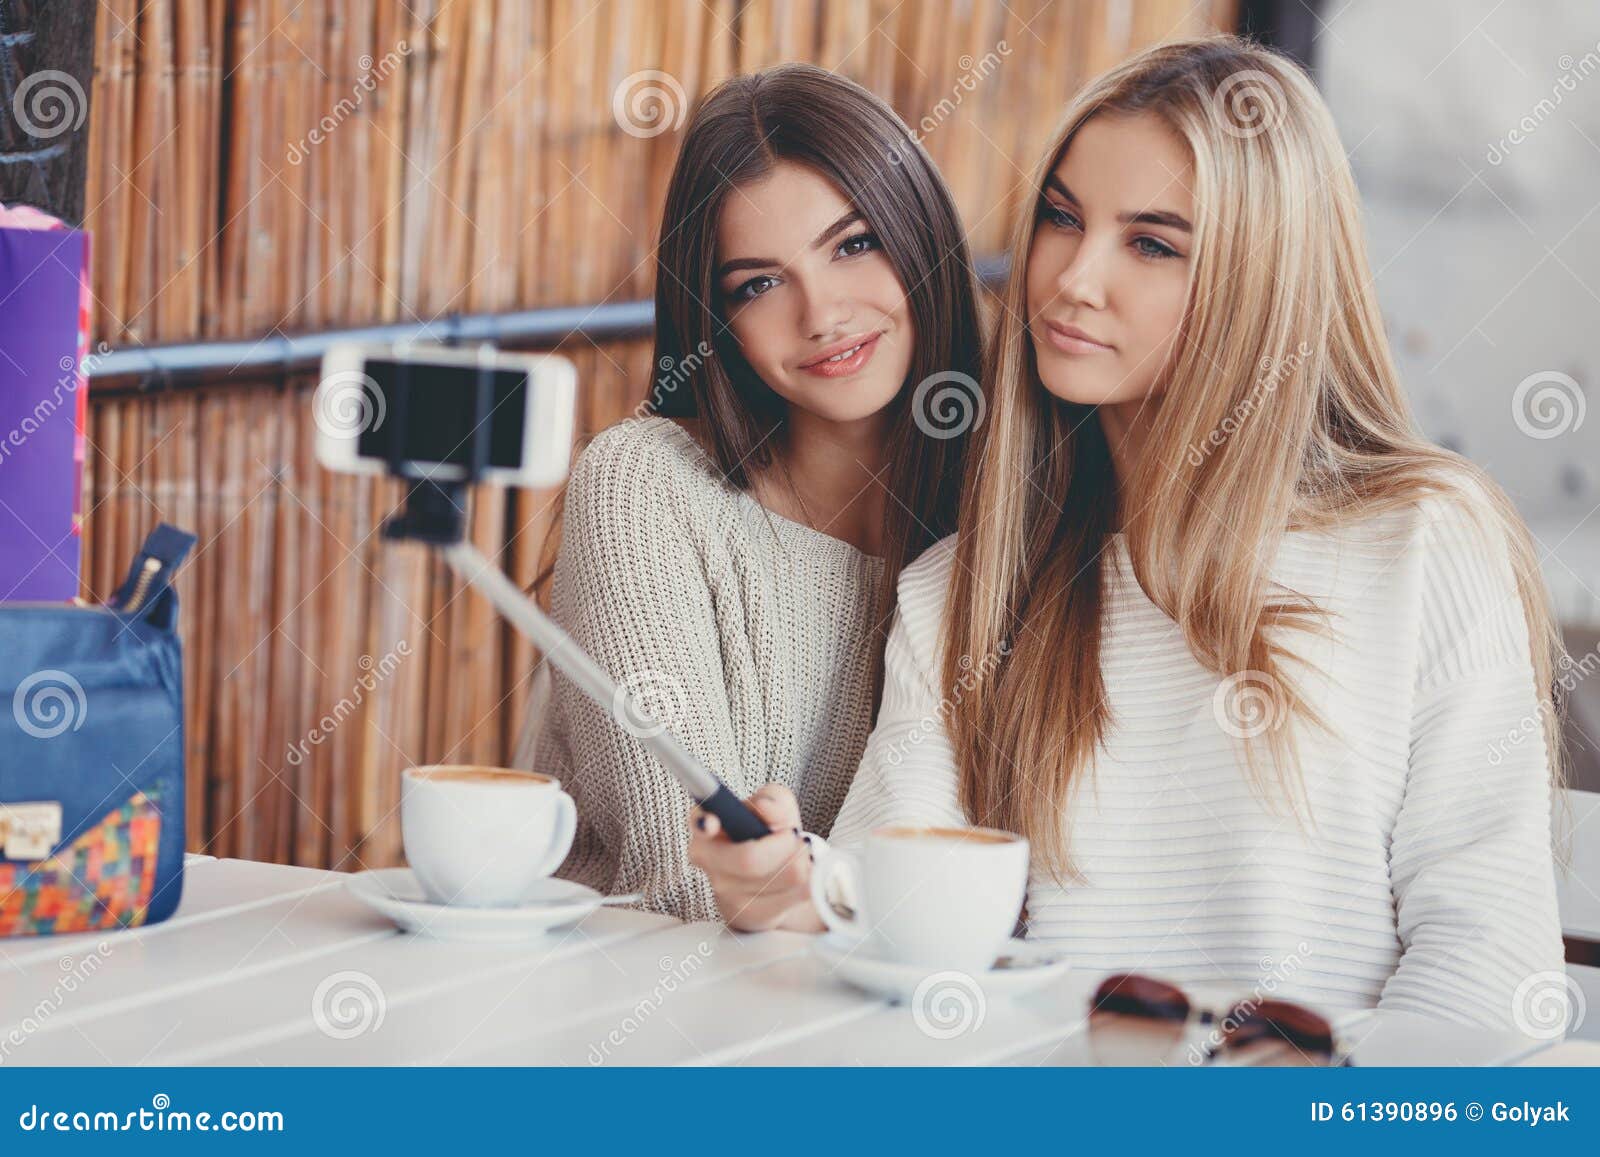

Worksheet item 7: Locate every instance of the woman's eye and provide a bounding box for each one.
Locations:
[837,231,880,258]
[1132,235,1179,260]
[730,275,776,302]
[1040,202,1080,231]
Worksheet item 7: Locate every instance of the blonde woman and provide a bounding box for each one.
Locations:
[689,36,1569,1030]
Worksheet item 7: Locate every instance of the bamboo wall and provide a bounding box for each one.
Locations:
[79,0,1232,870]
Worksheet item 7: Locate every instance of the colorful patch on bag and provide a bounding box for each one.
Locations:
[0,790,162,936]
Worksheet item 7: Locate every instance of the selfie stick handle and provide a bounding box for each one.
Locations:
[439,539,772,843]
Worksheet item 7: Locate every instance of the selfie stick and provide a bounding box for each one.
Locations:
[371,357,770,842]
[437,534,770,841]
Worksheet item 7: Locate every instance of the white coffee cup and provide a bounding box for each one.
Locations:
[400,765,577,907]
[809,824,1029,972]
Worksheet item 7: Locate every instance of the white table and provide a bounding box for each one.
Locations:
[0,855,1587,1067]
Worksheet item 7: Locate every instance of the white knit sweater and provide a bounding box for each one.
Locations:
[532,417,884,921]
[829,492,1567,1029]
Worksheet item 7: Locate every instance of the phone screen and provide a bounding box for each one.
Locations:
[356,358,528,469]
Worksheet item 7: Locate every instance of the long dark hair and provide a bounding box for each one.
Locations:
[536,63,983,704]
[650,63,983,698]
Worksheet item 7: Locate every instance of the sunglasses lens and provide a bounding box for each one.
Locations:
[1092,973,1192,1021]
[1221,1000,1336,1057]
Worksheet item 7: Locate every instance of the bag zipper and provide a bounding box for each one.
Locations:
[122,557,163,613]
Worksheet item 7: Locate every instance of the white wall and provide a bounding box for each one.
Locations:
[1319,0,1599,522]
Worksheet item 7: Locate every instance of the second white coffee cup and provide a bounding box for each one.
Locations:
[809,823,1029,972]
[400,764,577,908]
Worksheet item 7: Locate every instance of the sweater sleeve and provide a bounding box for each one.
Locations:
[1378,493,1568,1030]
[829,541,969,855]
[535,423,739,923]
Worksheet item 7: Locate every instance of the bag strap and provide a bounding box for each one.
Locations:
[111,523,197,627]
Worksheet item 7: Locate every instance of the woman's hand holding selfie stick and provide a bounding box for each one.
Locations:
[688,783,827,933]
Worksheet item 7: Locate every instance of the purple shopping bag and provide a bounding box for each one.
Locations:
[0,203,91,603]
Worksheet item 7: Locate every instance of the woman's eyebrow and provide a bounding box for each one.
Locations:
[1123,207,1192,232]
[716,209,865,279]
[1043,175,1192,234]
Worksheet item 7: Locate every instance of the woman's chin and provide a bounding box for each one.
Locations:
[786,384,904,425]
[1036,371,1112,407]
[1034,363,1151,410]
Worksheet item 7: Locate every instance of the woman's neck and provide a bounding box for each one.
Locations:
[755,407,890,557]
[1098,398,1158,532]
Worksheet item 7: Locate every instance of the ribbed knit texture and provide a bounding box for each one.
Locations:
[830,490,1566,1028]
[534,417,884,922]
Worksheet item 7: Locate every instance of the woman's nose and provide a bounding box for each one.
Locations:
[1056,243,1109,311]
[798,278,855,339]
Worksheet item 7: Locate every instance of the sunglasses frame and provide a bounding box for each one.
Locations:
[1091,972,1356,1067]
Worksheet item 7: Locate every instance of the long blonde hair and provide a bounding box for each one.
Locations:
[944,36,1569,883]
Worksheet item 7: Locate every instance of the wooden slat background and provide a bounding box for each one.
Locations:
[78,0,1232,870]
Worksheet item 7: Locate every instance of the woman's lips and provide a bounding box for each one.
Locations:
[798,332,882,378]
[1044,320,1114,356]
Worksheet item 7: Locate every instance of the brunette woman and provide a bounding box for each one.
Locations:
[530,64,983,920]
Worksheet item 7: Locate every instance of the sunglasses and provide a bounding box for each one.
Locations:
[1089,972,1355,1066]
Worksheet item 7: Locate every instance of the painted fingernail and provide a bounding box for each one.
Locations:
[695,815,708,832]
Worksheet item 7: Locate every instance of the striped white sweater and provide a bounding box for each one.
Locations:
[828,492,1567,1029]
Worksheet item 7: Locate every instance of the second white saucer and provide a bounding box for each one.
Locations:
[811,933,1073,1003]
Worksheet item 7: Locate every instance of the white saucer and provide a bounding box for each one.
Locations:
[811,933,1072,1003]
[345,868,610,942]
